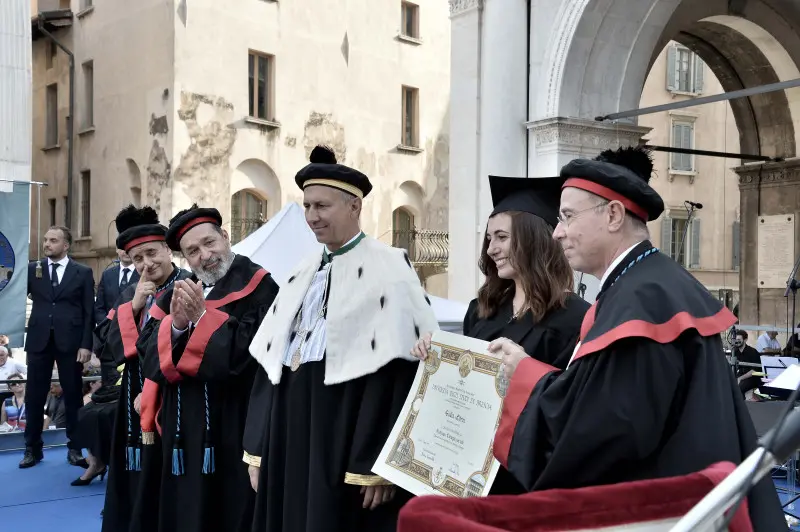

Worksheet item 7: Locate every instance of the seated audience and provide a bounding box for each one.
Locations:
[0,345,27,403]
[1,373,26,430]
[72,373,117,486]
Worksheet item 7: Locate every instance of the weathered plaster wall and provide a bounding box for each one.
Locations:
[171,0,451,242]
[30,0,175,280]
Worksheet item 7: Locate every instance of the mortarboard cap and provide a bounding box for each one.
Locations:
[489,175,564,228]
[165,204,223,251]
[559,146,664,222]
[114,205,168,253]
[295,145,373,199]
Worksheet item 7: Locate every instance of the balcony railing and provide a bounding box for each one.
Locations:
[392,229,449,267]
[231,217,266,244]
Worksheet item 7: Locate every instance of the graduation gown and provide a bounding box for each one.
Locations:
[494,241,786,531]
[462,293,589,494]
[101,266,191,532]
[244,235,439,532]
[139,255,279,532]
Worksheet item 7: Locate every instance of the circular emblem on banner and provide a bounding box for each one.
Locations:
[0,231,14,293]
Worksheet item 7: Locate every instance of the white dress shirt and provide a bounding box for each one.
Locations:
[47,256,70,284]
[119,264,136,286]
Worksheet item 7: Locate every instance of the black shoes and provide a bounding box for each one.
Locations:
[67,448,89,469]
[71,466,107,486]
[19,448,43,468]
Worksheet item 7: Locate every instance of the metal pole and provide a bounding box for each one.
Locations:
[36,184,41,261]
[676,206,696,268]
[596,77,800,121]
[37,17,74,229]
[646,145,780,163]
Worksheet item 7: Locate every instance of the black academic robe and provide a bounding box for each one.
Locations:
[139,255,279,532]
[463,293,589,494]
[494,241,787,531]
[243,259,421,532]
[101,266,191,532]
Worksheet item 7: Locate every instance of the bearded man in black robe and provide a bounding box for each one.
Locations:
[138,205,279,532]
[99,205,190,532]
[483,146,786,530]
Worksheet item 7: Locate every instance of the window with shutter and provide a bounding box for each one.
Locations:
[690,218,701,268]
[661,217,673,257]
[732,221,741,271]
[693,56,705,94]
[670,121,695,171]
[666,46,677,92]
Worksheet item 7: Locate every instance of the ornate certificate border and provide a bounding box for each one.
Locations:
[381,334,507,497]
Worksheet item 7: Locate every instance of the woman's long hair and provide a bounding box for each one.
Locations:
[477,211,574,322]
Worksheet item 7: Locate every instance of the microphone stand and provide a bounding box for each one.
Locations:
[785,252,800,356]
[676,202,698,267]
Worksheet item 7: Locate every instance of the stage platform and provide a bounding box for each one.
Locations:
[1,446,798,531]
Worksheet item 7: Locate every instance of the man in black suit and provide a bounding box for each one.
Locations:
[21,225,95,469]
[94,248,138,325]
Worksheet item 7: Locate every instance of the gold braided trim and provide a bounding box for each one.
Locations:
[344,472,393,486]
[142,432,156,445]
[242,451,261,467]
[303,179,363,199]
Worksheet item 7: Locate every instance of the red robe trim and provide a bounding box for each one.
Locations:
[140,377,163,436]
[206,268,267,310]
[574,306,737,362]
[176,308,230,378]
[149,303,167,321]
[493,357,558,468]
[107,308,116,321]
[397,461,752,532]
[116,301,140,361]
[157,315,183,384]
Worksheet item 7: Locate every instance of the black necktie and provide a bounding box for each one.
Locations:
[120,268,130,288]
[51,263,60,289]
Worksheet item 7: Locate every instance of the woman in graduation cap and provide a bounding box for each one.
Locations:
[410,174,589,494]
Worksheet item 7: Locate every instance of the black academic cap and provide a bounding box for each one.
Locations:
[559,146,664,222]
[489,176,564,228]
[165,204,223,251]
[114,205,168,253]
[295,145,373,198]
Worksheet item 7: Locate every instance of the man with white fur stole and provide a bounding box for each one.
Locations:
[245,145,438,532]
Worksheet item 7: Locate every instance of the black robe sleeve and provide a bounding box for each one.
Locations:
[344,358,418,486]
[495,336,684,491]
[242,366,274,468]
[144,276,279,384]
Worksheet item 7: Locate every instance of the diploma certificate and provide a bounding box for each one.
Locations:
[372,331,507,497]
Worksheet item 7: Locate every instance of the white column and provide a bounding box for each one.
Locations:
[448,0,528,303]
[0,0,32,193]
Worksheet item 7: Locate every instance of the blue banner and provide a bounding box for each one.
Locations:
[0,183,30,347]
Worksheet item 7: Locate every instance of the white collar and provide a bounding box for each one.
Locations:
[47,256,69,268]
[599,241,643,288]
[324,231,362,255]
[120,263,135,272]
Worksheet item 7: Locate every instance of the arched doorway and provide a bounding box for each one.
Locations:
[449,0,800,324]
[126,158,142,207]
[230,158,281,244]
[392,207,416,256]
[231,189,267,244]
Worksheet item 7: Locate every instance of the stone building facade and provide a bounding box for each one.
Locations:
[448,0,800,333]
[29,0,451,294]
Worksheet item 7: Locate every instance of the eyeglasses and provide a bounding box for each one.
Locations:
[556,201,609,226]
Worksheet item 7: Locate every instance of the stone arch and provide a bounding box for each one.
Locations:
[541,0,800,158]
[230,158,281,218]
[126,158,142,206]
[391,180,425,219]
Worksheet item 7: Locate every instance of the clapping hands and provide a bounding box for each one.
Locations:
[171,279,206,330]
